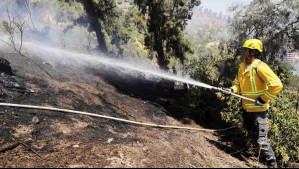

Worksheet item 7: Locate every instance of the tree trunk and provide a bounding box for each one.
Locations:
[150,4,169,70]
[82,0,108,54]
[154,30,168,70]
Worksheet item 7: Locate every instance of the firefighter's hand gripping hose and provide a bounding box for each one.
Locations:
[210,87,260,104]
[0,103,235,132]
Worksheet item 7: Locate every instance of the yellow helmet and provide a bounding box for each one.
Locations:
[242,39,263,53]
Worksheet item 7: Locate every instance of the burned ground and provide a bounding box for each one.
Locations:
[0,49,268,168]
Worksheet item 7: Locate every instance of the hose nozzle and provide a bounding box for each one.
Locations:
[211,86,257,104]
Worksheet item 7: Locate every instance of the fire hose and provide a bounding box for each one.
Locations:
[210,87,258,104]
[0,103,235,132]
[0,86,258,132]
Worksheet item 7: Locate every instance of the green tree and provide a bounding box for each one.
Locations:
[228,0,299,78]
[134,0,201,70]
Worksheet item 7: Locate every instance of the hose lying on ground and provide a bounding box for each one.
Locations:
[0,103,235,132]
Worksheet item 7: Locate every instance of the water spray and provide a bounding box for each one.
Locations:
[23,42,257,104]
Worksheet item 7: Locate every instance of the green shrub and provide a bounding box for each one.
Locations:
[268,90,299,164]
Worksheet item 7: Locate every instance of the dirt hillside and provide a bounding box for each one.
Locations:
[0,47,261,168]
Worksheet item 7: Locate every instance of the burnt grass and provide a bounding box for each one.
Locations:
[0,54,137,150]
[0,51,260,168]
[87,67,185,121]
[1,77,135,143]
[1,54,222,135]
[86,66,250,158]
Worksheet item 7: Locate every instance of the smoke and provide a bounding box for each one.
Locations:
[0,0,226,91]
[185,7,231,42]
[0,0,145,70]
[0,0,214,88]
[23,41,213,89]
[0,1,140,75]
[0,0,95,51]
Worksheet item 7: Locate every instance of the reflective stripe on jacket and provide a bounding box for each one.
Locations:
[231,59,283,112]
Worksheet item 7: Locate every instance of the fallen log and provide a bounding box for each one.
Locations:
[0,141,42,159]
[0,142,20,153]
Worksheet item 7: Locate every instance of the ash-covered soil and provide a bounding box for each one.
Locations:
[0,47,261,168]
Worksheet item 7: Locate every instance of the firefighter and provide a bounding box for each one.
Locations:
[230,39,283,167]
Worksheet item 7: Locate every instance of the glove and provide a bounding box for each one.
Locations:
[255,97,266,106]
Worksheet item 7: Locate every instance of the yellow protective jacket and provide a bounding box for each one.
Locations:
[231,59,283,112]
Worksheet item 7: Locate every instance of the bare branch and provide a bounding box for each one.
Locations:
[0,6,54,79]
[20,142,43,159]
[0,142,43,159]
[24,0,37,30]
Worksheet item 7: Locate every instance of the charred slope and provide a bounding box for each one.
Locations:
[0,51,254,168]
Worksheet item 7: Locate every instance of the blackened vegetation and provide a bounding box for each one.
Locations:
[0,73,34,94]
[0,54,139,162]
[86,67,190,124]
[84,65,250,163]
[87,65,228,129]
[0,57,34,97]
[0,52,244,168]
[0,57,13,75]
[1,73,136,143]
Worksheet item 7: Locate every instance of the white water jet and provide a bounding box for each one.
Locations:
[24,42,213,89]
